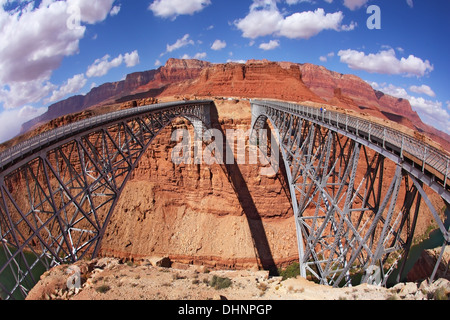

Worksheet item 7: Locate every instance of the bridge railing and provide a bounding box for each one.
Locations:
[253,100,450,188]
[0,100,212,171]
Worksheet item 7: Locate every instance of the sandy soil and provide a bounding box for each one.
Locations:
[26,257,449,301]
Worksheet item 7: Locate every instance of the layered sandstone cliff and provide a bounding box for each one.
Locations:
[2,96,446,275]
[20,59,210,134]
[15,58,449,153]
[99,100,299,270]
[162,59,324,104]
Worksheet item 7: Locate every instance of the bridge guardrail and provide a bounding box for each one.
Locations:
[253,100,450,188]
[0,100,212,171]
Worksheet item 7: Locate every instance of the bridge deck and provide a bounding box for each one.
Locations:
[0,100,213,173]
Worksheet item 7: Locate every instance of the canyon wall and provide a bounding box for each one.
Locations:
[20,59,210,134]
[162,60,324,104]
[298,63,449,150]
[99,100,299,270]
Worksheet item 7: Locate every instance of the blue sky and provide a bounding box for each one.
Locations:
[0,0,449,143]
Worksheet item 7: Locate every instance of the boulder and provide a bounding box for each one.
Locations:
[147,256,172,268]
[407,247,450,282]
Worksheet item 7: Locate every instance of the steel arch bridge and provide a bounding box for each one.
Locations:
[251,100,449,287]
[0,99,448,299]
[0,100,212,299]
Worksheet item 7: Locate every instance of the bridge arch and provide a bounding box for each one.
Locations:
[0,100,213,299]
[250,99,449,287]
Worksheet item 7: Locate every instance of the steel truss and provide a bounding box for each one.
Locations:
[251,100,450,287]
[0,100,212,299]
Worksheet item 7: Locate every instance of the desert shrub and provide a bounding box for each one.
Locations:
[433,287,449,300]
[209,275,232,290]
[96,284,111,294]
[279,262,300,280]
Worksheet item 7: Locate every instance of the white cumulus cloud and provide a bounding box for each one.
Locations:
[86,54,124,78]
[409,85,435,97]
[0,78,56,110]
[259,40,280,50]
[124,50,140,67]
[0,0,116,109]
[277,9,346,39]
[0,105,47,143]
[343,0,368,11]
[0,0,123,142]
[69,0,116,24]
[211,39,227,51]
[338,48,434,77]
[46,73,87,103]
[0,1,84,86]
[180,52,207,60]
[163,34,195,55]
[235,8,283,39]
[149,0,211,19]
[235,3,354,40]
[86,50,140,78]
[109,5,121,16]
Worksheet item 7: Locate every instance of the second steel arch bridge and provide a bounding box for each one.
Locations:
[251,99,449,287]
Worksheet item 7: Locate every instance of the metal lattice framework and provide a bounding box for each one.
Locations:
[0,100,212,299]
[251,100,450,287]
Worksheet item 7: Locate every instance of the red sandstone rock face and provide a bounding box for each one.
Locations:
[98,107,299,270]
[3,98,446,273]
[162,61,324,103]
[137,58,211,92]
[96,101,445,270]
[19,59,210,134]
[300,63,379,109]
[3,58,449,275]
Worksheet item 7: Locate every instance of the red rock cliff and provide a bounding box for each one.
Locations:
[18,58,450,152]
[162,60,324,103]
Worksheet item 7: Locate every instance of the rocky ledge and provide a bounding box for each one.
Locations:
[26,257,449,301]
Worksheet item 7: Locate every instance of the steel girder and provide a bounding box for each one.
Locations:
[251,100,450,287]
[0,100,212,299]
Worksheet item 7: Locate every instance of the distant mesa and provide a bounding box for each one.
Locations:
[17,58,450,153]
